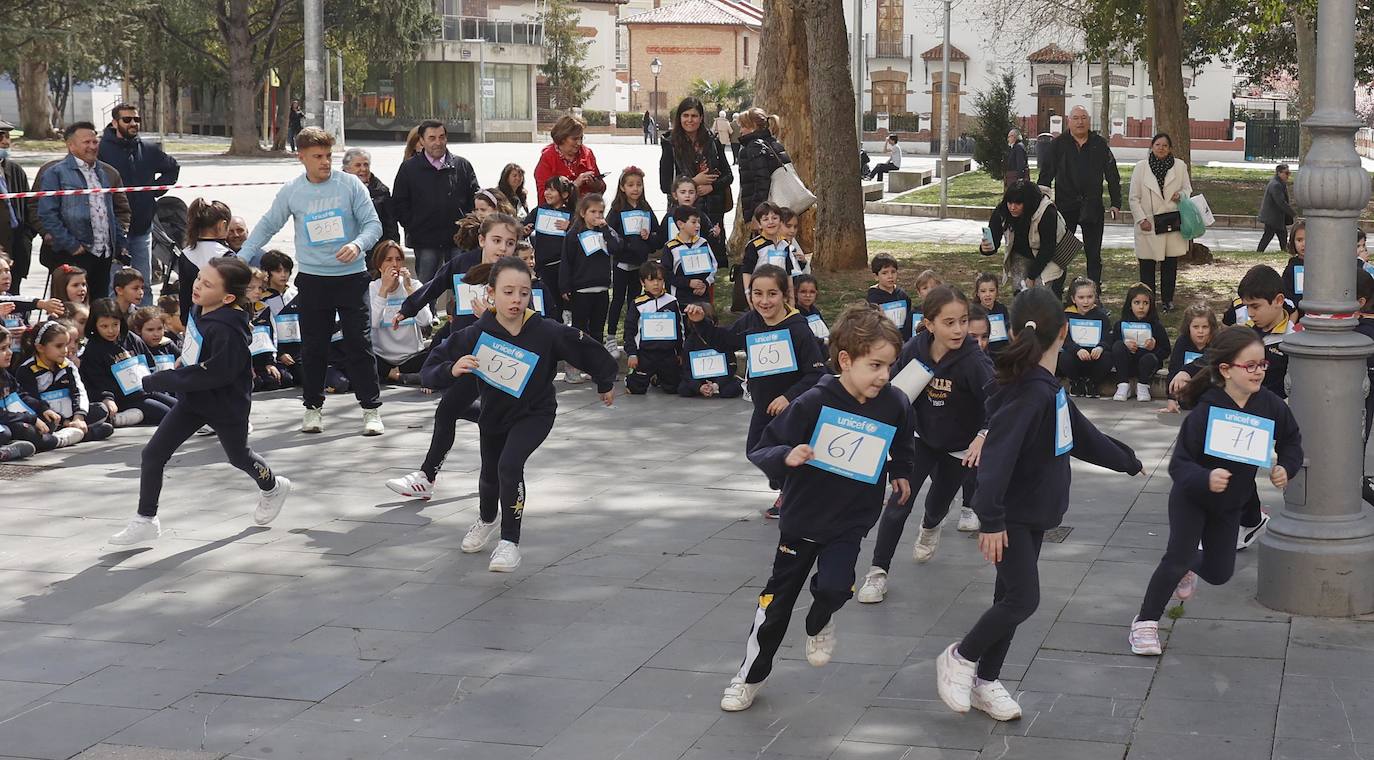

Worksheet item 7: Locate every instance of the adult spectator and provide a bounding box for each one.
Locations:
[534,115,607,198]
[735,108,791,224]
[0,120,37,295]
[981,179,1074,297]
[729,115,742,165]
[99,103,180,306]
[343,147,399,244]
[402,126,422,163]
[36,122,128,299]
[391,119,479,283]
[1005,128,1028,188]
[1037,105,1121,289]
[866,134,902,182]
[659,96,734,263]
[227,216,249,255]
[1258,163,1296,253]
[1128,133,1192,311]
[287,100,304,152]
[643,111,655,145]
[713,110,733,162]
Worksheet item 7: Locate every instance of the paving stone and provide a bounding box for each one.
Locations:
[1272,738,1374,760]
[69,745,225,760]
[1124,732,1271,760]
[412,674,614,745]
[320,670,483,717]
[1147,653,1283,704]
[1162,618,1289,659]
[203,654,374,701]
[0,678,61,718]
[1016,652,1156,701]
[846,706,992,751]
[530,705,717,759]
[0,636,148,685]
[0,700,154,759]
[829,742,978,760]
[50,665,222,710]
[975,735,1125,760]
[104,693,311,754]
[378,738,536,759]
[1136,696,1276,741]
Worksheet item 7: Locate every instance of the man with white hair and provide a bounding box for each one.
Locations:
[1037,106,1121,289]
[343,147,399,244]
[1005,128,1028,188]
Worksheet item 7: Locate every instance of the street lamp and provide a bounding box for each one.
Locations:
[650,57,662,123]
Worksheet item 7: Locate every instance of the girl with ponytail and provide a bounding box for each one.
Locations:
[935,286,1143,723]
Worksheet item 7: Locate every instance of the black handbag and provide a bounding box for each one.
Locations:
[1153,211,1182,234]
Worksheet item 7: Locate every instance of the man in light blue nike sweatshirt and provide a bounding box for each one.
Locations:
[237,126,385,437]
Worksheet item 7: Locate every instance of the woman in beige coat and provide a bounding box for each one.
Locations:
[1129,133,1192,311]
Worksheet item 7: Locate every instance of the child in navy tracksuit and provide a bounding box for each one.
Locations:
[720,304,916,712]
[858,287,994,604]
[79,298,176,427]
[740,202,789,292]
[974,272,1010,355]
[1110,282,1171,402]
[1128,326,1302,655]
[678,324,744,398]
[559,193,622,354]
[936,287,1142,723]
[606,167,659,344]
[794,275,828,359]
[866,253,913,341]
[659,205,716,308]
[0,340,55,459]
[685,265,827,518]
[132,307,182,374]
[1280,221,1306,312]
[16,320,114,448]
[523,176,576,324]
[957,305,994,524]
[1059,277,1113,398]
[108,257,291,546]
[624,262,683,395]
[1164,303,1217,413]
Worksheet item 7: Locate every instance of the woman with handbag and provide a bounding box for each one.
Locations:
[1129,133,1192,312]
[736,108,791,224]
[660,97,734,268]
[980,180,1078,298]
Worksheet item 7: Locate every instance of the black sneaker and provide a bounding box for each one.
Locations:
[766,495,781,520]
[0,441,37,462]
[1086,381,1101,399]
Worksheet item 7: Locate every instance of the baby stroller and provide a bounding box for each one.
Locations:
[151,196,188,297]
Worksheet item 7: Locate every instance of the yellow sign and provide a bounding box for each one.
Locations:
[269,69,280,87]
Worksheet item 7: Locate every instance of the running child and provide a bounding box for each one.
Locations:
[108,257,291,545]
[624,261,683,395]
[518,241,554,318]
[1110,282,1171,402]
[780,208,810,282]
[606,167,659,346]
[720,304,915,711]
[866,254,913,341]
[741,202,788,293]
[1060,277,1113,398]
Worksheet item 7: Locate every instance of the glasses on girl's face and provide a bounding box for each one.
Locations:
[1222,360,1270,374]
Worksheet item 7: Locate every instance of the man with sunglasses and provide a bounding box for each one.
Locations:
[99,103,179,306]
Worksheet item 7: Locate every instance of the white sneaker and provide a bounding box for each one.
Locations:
[461,520,500,553]
[301,407,324,433]
[604,335,622,358]
[805,620,836,666]
[935,642,976,713]
[1136,383,1152,402]
[720,677,763,711]
[109,516,161,546]
[488,539,522,572]
[112,409,144,427]
[912,525,941,563]
[562,368,584,384]
[253,475,291,526]
[970,679,1023,720]
[195,424,216,436]
[1129,616,1163,656]
[361,408,384,436]
[957,507,981,532]
[856,566,888,604]
[1237,512,1270,550]
[386,471,435,501]
[53,427,85,448]
[1112,382,1130,402]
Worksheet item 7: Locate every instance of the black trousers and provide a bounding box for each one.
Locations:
[120,392,177,424]
[736,530,862,684]
[1111,342,1161,383]
[1,420,56,451]
[961,467,978,507]
[1138,494,1243,621]
[376,350,430,383]
[1061,207,1105,289]
[607,267,642,338]
[138,402,274,517]
[958,523,1045,681]
[869,162,898,182]
[1059,349,1112,387]
[419,375,481,483]
[571,290,609,344]
[626,350,680,394]
[869,438,969,571]
[295,272,381,410]
[537,263,564,323]
[1258,224,1287,253]
[1138,257,1179,305]
[478,415,554,544]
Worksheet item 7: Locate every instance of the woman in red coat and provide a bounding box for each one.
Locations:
[534,115,607,197]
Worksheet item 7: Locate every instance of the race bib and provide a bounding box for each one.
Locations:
[380,295,415,328]
[578,230,606,256]
[1068,318,1102,347]
[3,316,20,351]
[250,325,276,356]
[302,208,347,246]
[274,313,301,344]
[451,277,487,317]
[891,358,934,402]
[680,246,715,277]
[532,290,546,315]
[1055,388,1074,456]
[535,208,571,237]
[1184,351,1203,365]
[1203,406,1275,468]
[1293,264,1305,296]
[111,355,151,396]
[639,311,678,341]
[666,216,679,240]
[807,314,830,340]
[689,349,729,379]
[3,391,34,415]
[41,388,73,419]
[472,332,539,398]
[1233,304,1249,325]
[988,313,1008,343]
[880,301,908,329]
[181,318,203,365]
[745,329,799,378]
[807,405,898,485]
[1121,321,1152,346]
[153,354,177,372]
[620,210,651,236]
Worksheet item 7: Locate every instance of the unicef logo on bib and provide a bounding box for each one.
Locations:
[807,406,898,484]
[745,330,798,378]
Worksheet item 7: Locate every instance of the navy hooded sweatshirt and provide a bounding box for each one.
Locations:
[79,331,154,405]
[897,330,994,452]
[1171,385,1302,513]
[688,308,827,413]
[142,304,253,424]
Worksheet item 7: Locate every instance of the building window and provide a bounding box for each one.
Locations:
[1090,88,1127,122]
[486,63,531,121]
[876,0,903,57]
[744,36,750,67]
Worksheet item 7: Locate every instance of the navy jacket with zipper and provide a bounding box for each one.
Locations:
[1171,386,1302,513]
[559,223,622,293]
[688,308,827,413]
[142,304,253,423]
[897,330,994,452]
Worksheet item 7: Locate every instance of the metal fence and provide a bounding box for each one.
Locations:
[1246,118,1300,160]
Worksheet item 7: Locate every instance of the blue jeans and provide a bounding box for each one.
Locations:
[126,232,153,305]
[412,246,456,285]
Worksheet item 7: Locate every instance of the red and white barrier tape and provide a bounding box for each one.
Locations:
[0,180,284,201]
[1300,311,1357,320]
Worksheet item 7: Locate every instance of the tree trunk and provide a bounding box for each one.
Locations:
[1294,8,1317,163]
[17,58,56,138]
[1144,0,1190,166]
[273,70,296,151]
[227,0,265,155]
[1098,56,1110,133]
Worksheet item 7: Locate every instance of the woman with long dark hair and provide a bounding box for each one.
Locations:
[660,97,734,267]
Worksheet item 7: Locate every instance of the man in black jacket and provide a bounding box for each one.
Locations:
[391,119,480,283]
[98,104,180,306]
[0,121,37,295]
[1004,128,1028,188]
[1037,106,1120,289]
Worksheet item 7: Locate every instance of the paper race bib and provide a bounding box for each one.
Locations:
[689,349,729,380]
[620,210,651,236]
[274,313,301,343]
[1055,388,1074,456]
[472,333,539,398]
[988,313,1009,343]
[181,318,203,365]
[1233,304,1249,325]
[1203,406,1275,467]
[680,246,714,277]
[880,301,908,329]
[891,357,934,402]
[807,405,898,484]
[3,391,34,415]
[578,230,606,256]
[667,216,679,239]
[1293,264,1304,296]
[3,316,20,351]
[41,388,73,419]
[807,314,830,340]
[639,311,678,341]
[303,208,347,245]
[1068,318,1102,347]
[111,355,151,396]
[153,354,177,372]
[532,290,546,315]
[451,277,487,317]
[1184,351,1203,365]
[1121,321,1152,346]
[535,208,571,237]
[745,329,799,378]
[250,325,276,356]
